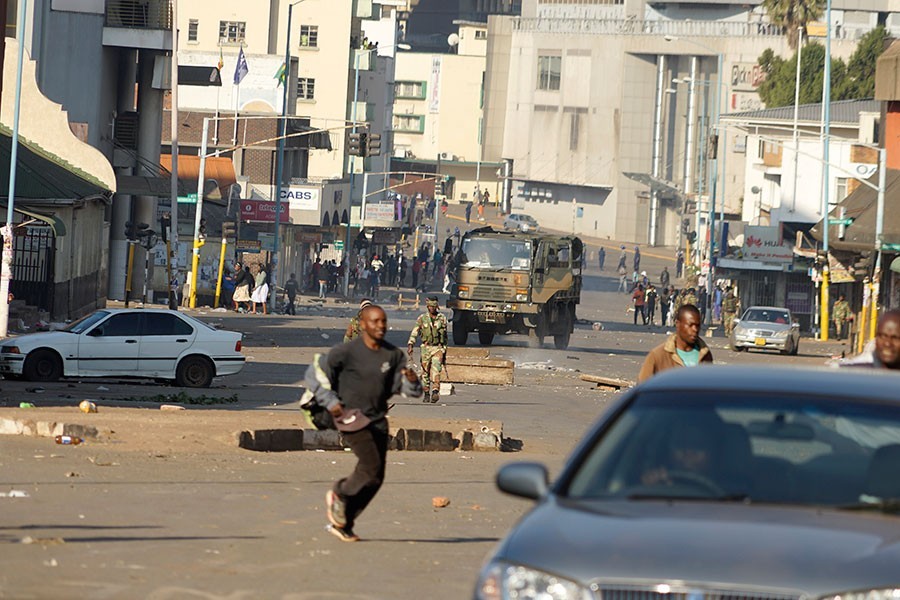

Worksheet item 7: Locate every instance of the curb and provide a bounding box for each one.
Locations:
[0,417,100,440]
[237,426,512,452]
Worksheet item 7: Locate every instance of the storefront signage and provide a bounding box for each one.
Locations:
[742,226,793,263]
[240,199,290,223]
[364,202,397,222]
[281,186,320,211]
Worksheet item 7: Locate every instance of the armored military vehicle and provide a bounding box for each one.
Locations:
[446,227,582,349]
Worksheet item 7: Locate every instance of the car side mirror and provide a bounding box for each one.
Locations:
[496,462,549,500]
[87,328,102,337]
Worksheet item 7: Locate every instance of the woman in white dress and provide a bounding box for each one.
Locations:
[250,264,269,315]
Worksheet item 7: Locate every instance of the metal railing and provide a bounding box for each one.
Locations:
[513,17,785,38]
[105,0,172,30]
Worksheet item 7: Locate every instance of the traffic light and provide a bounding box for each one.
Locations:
[159,213,171,244]
[199,218,207,240]
[125,221,137,240]
[365,133,381,157]
[681,218,690,234]
[222,221,236,240]
[687,231,698,244]
[707,133,719,160]
[348,132,362,156]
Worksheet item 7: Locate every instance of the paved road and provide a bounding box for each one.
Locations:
[0,220,854,599]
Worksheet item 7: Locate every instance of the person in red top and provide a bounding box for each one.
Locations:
[632,284,647,325]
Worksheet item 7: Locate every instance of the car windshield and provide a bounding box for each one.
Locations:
[742,309,790,324]
[522,215,538,224]
[64,310,110,334]
[565,391,900,508]
[175,312,217,331]
[460,238,532,269]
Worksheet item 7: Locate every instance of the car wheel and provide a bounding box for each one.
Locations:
[175,355,214,388]
[731,344,745,352]
[23,349,62,382]
[478,330,494,346]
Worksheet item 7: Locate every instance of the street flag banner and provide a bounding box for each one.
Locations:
[233,48,249,85]
[274,62,286,87]
[218,47,224,72]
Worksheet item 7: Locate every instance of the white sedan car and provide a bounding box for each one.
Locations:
[503,213,540,232]
[0,308,245,387]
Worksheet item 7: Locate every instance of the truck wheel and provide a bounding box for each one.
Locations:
[453,324,468,346]
[553,330,571,350]
[527,326,544,349]
[478,330,495,346]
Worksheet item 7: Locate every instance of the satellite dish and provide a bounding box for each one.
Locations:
[204,178,219,195]
[447,33,460,47]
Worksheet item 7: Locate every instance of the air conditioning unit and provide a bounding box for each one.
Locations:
[440,152,450,159]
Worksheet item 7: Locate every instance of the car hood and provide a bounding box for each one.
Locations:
[737,320,792,332]
[497,499,900,596]
[3,330,78,349]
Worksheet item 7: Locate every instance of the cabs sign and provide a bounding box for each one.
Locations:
[280,186,319,211]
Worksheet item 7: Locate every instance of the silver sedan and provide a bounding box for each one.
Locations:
[731,305,801,355]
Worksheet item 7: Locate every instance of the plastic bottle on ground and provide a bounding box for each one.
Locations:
[54,435,83,445]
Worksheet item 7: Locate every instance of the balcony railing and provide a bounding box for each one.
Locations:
[106,0,172,30]
[513,17,784,38]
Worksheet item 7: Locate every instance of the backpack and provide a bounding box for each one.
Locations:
[299,353,337,430]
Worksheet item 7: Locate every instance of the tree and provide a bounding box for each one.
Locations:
[762,0,825,49]
[756,31,889,108]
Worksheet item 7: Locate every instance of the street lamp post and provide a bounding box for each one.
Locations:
[342,42,410,297]
[271,0,308,312]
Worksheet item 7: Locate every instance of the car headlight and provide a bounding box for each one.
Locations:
[476,562,594,600]
[733,326,746,335]
[773,330,789,338]
[821,589,900,600]
[458,286,470,299]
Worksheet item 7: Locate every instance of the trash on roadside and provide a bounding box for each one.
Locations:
[25,387,45,393]
[96,386,110,391]
[432,496,451,508]
[18,402,35,408]
[160,404,186,411]
[79,400,98,413]
[592,322,604,331]
[54,435,83,445]
[321,333,330,339]
[1,490,29,498]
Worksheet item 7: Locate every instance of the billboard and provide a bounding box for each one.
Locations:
[240,199,290,223]
[742,226,793,263]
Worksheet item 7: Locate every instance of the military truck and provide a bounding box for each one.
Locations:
[446,227,583,349]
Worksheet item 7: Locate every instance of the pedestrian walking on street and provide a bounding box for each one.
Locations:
[632,284,647,325]
[618,264,628,292]
[633,246,641,272]
[407,297,448,404]
[283,273,299,315]
[465,202,473,224]
[343,299,373,343]
[645,284,658,326]
[660,266,670,289]
[722,287,739,337]
[638,304,713,382]
[659,285,671,327]
[232,263,253,313]
[323,304,423,542]
[250,265,269,315]
[833,294,851,341]
[617,246,627,271]
[598,247,605,270]
[676,249,685,278]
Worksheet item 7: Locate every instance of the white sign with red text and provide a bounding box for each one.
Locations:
[742,226,793,263]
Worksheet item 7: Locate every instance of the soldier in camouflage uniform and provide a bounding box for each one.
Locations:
[343,299,373,343]
[407,297,448,403]
[722,287,739,337]
[832,294,851,341]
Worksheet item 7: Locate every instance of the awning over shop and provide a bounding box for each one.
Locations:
[623,172,683,199]
[0,203,67,236]
[809,169,900,251]
[0,125,112,200]
[160,154,237,200]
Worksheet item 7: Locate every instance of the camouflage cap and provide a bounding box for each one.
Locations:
[426,297,439,307]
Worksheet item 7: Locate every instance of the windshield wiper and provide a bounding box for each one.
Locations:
[627,493,750,503]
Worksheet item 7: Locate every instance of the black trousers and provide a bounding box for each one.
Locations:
[335,426,389,529]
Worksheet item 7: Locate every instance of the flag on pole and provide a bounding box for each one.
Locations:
[233,47,249,85]
[274,62,286,88]
[217,47,224,72]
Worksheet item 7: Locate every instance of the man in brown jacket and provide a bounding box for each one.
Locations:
[638,304,713,382]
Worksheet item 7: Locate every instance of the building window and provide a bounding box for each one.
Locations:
[569,112,580,151]
[475,29,487,40]
[393,114,425,133]
[835,177,849,202]
[219,21,246,45]
[537,55,561,91]
[188,19,199,43]
[395,81,427,99]
[299,25,318,48]
[297,77,315,100]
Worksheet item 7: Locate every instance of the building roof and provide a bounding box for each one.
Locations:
[723,99,881,125]
[809,168,900,251]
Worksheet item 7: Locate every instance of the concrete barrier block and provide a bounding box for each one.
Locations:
[405,429,424,451]
[20,420,37,436]
[458,430,474,451]
[63,424,99,439]
[243,429,304,452]
[303,429,344,450]
[423,430,454,451]
[36,421,57,437]
[389,429,406,451]
[473,431,500,451]
[0,418,22,435]
[439,383,455,396]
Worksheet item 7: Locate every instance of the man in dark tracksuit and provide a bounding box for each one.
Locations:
[323,305,422,541]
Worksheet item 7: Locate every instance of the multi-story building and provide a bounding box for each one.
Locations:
[483,0,864,246]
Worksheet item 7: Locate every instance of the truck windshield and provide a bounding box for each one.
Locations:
[460,238,532,269]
